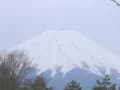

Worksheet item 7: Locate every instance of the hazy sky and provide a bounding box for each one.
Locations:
[0,0,120,55]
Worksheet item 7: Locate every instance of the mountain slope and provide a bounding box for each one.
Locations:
[13,30,120,77]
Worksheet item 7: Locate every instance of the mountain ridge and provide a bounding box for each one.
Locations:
[12,30,120,77]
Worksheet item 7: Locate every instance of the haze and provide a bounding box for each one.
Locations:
[0,0,120,55]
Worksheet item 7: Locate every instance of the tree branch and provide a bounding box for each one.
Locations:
[111,0,120,6]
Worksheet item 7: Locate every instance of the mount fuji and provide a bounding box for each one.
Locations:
[13,30,120,90]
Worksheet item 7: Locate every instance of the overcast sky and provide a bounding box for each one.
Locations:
[0,0,120,55]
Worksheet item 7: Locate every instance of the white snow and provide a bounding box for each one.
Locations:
[12,30,120,76]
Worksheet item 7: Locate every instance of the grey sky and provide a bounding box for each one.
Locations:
[0,0,120,55]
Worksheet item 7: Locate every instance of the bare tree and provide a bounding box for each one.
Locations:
[31,75,53,90]
[0,50,35,90]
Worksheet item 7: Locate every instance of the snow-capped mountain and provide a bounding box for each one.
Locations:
[13,30,120,90]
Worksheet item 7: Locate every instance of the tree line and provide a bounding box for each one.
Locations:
[0,51,119,90]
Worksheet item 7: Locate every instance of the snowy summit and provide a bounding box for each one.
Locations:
[14,30,120,77]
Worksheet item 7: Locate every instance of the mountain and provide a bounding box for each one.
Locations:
[13,30,120,90]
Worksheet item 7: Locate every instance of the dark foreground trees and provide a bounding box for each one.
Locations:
[93,75,116,90]
[0,50,120,90]
[63,75,117,90]
[30,75,53,90]
[19,75,53,90]
[0,51,52,90]
[0,51,35,90]
[64,80,82,90]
